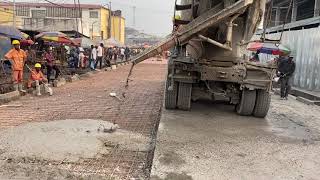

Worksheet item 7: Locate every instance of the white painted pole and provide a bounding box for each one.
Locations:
[13,0,16,27]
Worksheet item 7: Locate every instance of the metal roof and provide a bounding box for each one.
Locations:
[0,2,106,10]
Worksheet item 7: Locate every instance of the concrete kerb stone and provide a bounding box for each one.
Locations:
[53,78,67,87]
[0,90,20,104]
[296,96,320,105]
[66,74,80,82]
[79,71,94,78]
[105,67,112,71]
[111,65,117,70]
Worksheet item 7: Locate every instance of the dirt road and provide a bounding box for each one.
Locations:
[0,61,166,180]
[151,95,320,180]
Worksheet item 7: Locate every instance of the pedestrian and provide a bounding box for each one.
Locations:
[74,46,80,68]
[278,56,296,100]
[43,47,60,83]
[5,40,27,92]
[95,43,104,69]
[68,47,78,68]
[104,47,111,67]
[250,50,260,62]
[113,47,118,62]
[108,47,113,61]
[124,47,130,61]
[90,45,97,70]
[120,47,125,61]
[78,47,85,69]
[27,63,53,96]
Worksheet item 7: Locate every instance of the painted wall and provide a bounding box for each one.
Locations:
[0,7,22,26]
[111,16,125,44]
[100,8,110,40]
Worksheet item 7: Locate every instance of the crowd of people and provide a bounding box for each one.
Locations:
[2,39,143,96]
[68,44,133,71]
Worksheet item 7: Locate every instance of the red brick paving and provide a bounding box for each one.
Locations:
[0,61,167,179]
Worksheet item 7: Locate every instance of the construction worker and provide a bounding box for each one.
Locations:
[5,40,27,92]
[278,56,296,100]
[28,63,53,96]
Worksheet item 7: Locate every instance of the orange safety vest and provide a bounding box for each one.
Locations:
[5,49,27,71]
[28,69,45,88]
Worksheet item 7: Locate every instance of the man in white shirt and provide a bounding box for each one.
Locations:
[90,45,97,70]
[95,43,104,69]
[120,48,125,61]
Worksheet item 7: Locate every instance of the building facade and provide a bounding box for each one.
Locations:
[0,2,125,43]
[263,0,320,31]
[111,11,126,44]
[0,5,22,27]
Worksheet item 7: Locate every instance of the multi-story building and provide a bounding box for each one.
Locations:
[0,4,22,27]
[262,0,320,32]
[0,2,125,44]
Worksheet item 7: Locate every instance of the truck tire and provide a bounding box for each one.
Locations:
[253,90,271,118]
[177,82,192,110]
[165,78,178,109]
[236,89,256,116]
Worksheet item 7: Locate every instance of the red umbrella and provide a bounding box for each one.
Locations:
[20,39,34,45]
[247,42,291,55]
[36,31,74,44]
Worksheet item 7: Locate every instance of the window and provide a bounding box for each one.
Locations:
[16,6,30,17]
[24,18,31,26]
[90,11,98,18]
[31,9,46,18]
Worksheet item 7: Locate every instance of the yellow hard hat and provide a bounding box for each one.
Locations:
[35,63,41,68]
[12,40,20,45]
[173,15,181,20]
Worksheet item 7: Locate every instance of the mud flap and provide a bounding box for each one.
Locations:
[177,82,192,110]
[165,78,178,110]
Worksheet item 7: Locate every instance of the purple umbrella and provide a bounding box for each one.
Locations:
[0,25,23,40]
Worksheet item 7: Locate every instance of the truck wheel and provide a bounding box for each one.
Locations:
[236,89,256,116]
[177,82,192,110]
[165,78,178,109]
[253,90,271,118]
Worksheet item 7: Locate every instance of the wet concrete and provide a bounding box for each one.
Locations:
[151,95,320,180]
[0,119,150,163]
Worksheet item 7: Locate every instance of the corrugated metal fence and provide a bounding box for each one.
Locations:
[253,27,320,91]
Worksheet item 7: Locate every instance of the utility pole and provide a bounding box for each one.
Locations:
[78,0,83,34]
[73,0,79,34]
[108,1,112,39]
[13,0,16,27]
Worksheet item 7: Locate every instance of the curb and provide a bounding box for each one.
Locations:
[0,91,20,105]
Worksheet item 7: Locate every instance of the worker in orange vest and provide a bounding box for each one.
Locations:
[28,63,53,96]
[5,40,27,92]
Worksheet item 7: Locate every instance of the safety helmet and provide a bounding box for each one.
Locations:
[34,63,42,68]
[173,15,181,21]
[12,40,20,45]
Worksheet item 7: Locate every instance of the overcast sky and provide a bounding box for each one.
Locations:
[19,0,175,36]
